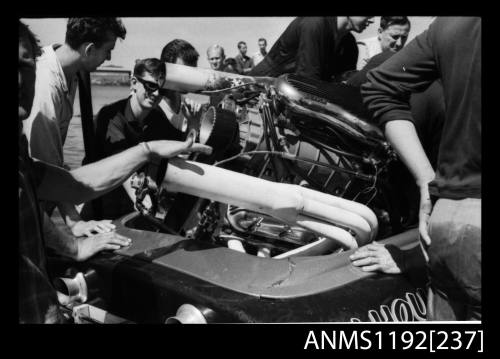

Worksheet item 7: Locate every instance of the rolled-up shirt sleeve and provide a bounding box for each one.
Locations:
[25,78,65,168]
[361,25,440,129]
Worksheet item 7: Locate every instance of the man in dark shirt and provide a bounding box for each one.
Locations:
[234,41,254,75]
[249,17,373,82]
[362,18,481,320]
[348,50,444,169]
[347,50,444,278]
[85,58,184,220]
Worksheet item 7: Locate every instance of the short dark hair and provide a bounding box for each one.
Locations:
[19,21,42,58]
[258,38,267,44]
[133,58,166,78]
[160,39,199,66]
[65,17,126,50]
[237,41,246,49]
[380,16,411,30]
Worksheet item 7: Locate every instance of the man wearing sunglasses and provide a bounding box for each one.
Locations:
[82,58,185,220]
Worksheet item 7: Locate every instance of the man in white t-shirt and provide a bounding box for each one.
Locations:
[24,18,127,237]
[252,38,267,67]
[356,16,411,70]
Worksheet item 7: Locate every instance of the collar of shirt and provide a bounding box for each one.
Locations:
[236,53,251,62]
[124,97,152,129]
[40,44,78,97]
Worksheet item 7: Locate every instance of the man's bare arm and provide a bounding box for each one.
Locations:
[36,139,212,205]
[384,120,435,247]
[384,121,435,187]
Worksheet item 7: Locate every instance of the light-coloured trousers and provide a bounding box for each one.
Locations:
[426,198,481,321]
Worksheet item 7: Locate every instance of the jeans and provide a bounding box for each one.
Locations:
[426,198,481,321]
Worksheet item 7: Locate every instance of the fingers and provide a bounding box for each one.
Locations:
[349,250,370,261]
[109,232,132,246]
[183,98,202,113]
[101,234,132,251]
[418,240,430,263]
[181,103,193,118]
[418,187,433,247]
[351,256,379,267]
[184,143,212,155]
[151,139,213,158]
[164,140,195,157]
[350,242,383,260]
[364,243,384,252]
[96,220,116,231]
[418,211,432,246]
[99,219,113,225]
[103,244,122,251]
[360,264,382,272]
[419,225,432,246]
[84,223,114,237]
[91,226,107,234]
[94,231,132,247]
[350,242,403,274]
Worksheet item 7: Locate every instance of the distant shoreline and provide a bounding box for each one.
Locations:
[90,79,129,86]
[91,71,130,86]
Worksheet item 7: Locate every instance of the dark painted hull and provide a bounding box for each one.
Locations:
[49,212,428,323]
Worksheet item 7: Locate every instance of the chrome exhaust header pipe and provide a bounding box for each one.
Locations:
[54,272,88,307]
[165,304,214,324]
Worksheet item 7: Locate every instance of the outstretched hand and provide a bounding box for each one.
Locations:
[75,231,132,262]
[182,97,203,117]
[70,219,116,237]
[149,136,212,159]
[181,98,205,136]
[349,241,402,274]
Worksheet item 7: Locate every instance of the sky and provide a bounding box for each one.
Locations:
[22,17,435,71]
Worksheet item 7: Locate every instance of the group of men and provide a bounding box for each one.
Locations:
[19,19,212,323]
[19,16,481,323]
[206,38,267,74]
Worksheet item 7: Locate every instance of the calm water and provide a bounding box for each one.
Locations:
[64,85,208,169]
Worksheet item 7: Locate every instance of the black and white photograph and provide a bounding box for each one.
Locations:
[18,15,481,338]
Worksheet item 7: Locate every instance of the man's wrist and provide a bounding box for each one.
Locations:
[64,215,81,229]
[140,141,153,161]
[416,176,434,189]
[74,238,85,261]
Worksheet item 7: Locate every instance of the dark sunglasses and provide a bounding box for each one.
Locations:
[135,76,165,94]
